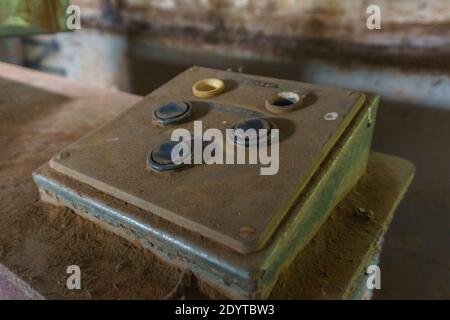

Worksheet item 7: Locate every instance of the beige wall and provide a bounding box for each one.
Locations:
[73,0,450,47]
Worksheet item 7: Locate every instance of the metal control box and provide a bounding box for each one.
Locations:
[33,67,378,299]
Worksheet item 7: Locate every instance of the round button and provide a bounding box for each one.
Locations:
[153,101,192,126]
[229,118,273,147]
[265,90,309,113]
[148,140,191,172]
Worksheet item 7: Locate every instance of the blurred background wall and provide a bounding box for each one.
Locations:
[0,0,449,299]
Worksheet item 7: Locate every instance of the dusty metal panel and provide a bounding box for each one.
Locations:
[47,67,365,254]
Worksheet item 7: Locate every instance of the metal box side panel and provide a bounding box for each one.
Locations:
[256,95,379,298]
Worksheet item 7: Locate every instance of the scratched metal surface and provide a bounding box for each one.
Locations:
[49,67,364,254]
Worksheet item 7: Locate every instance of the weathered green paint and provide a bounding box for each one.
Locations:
[0,0,69,37]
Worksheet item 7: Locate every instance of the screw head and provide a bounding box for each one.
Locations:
[56,151,71,160]
[324,112,339,121]
[239,225,256,241]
